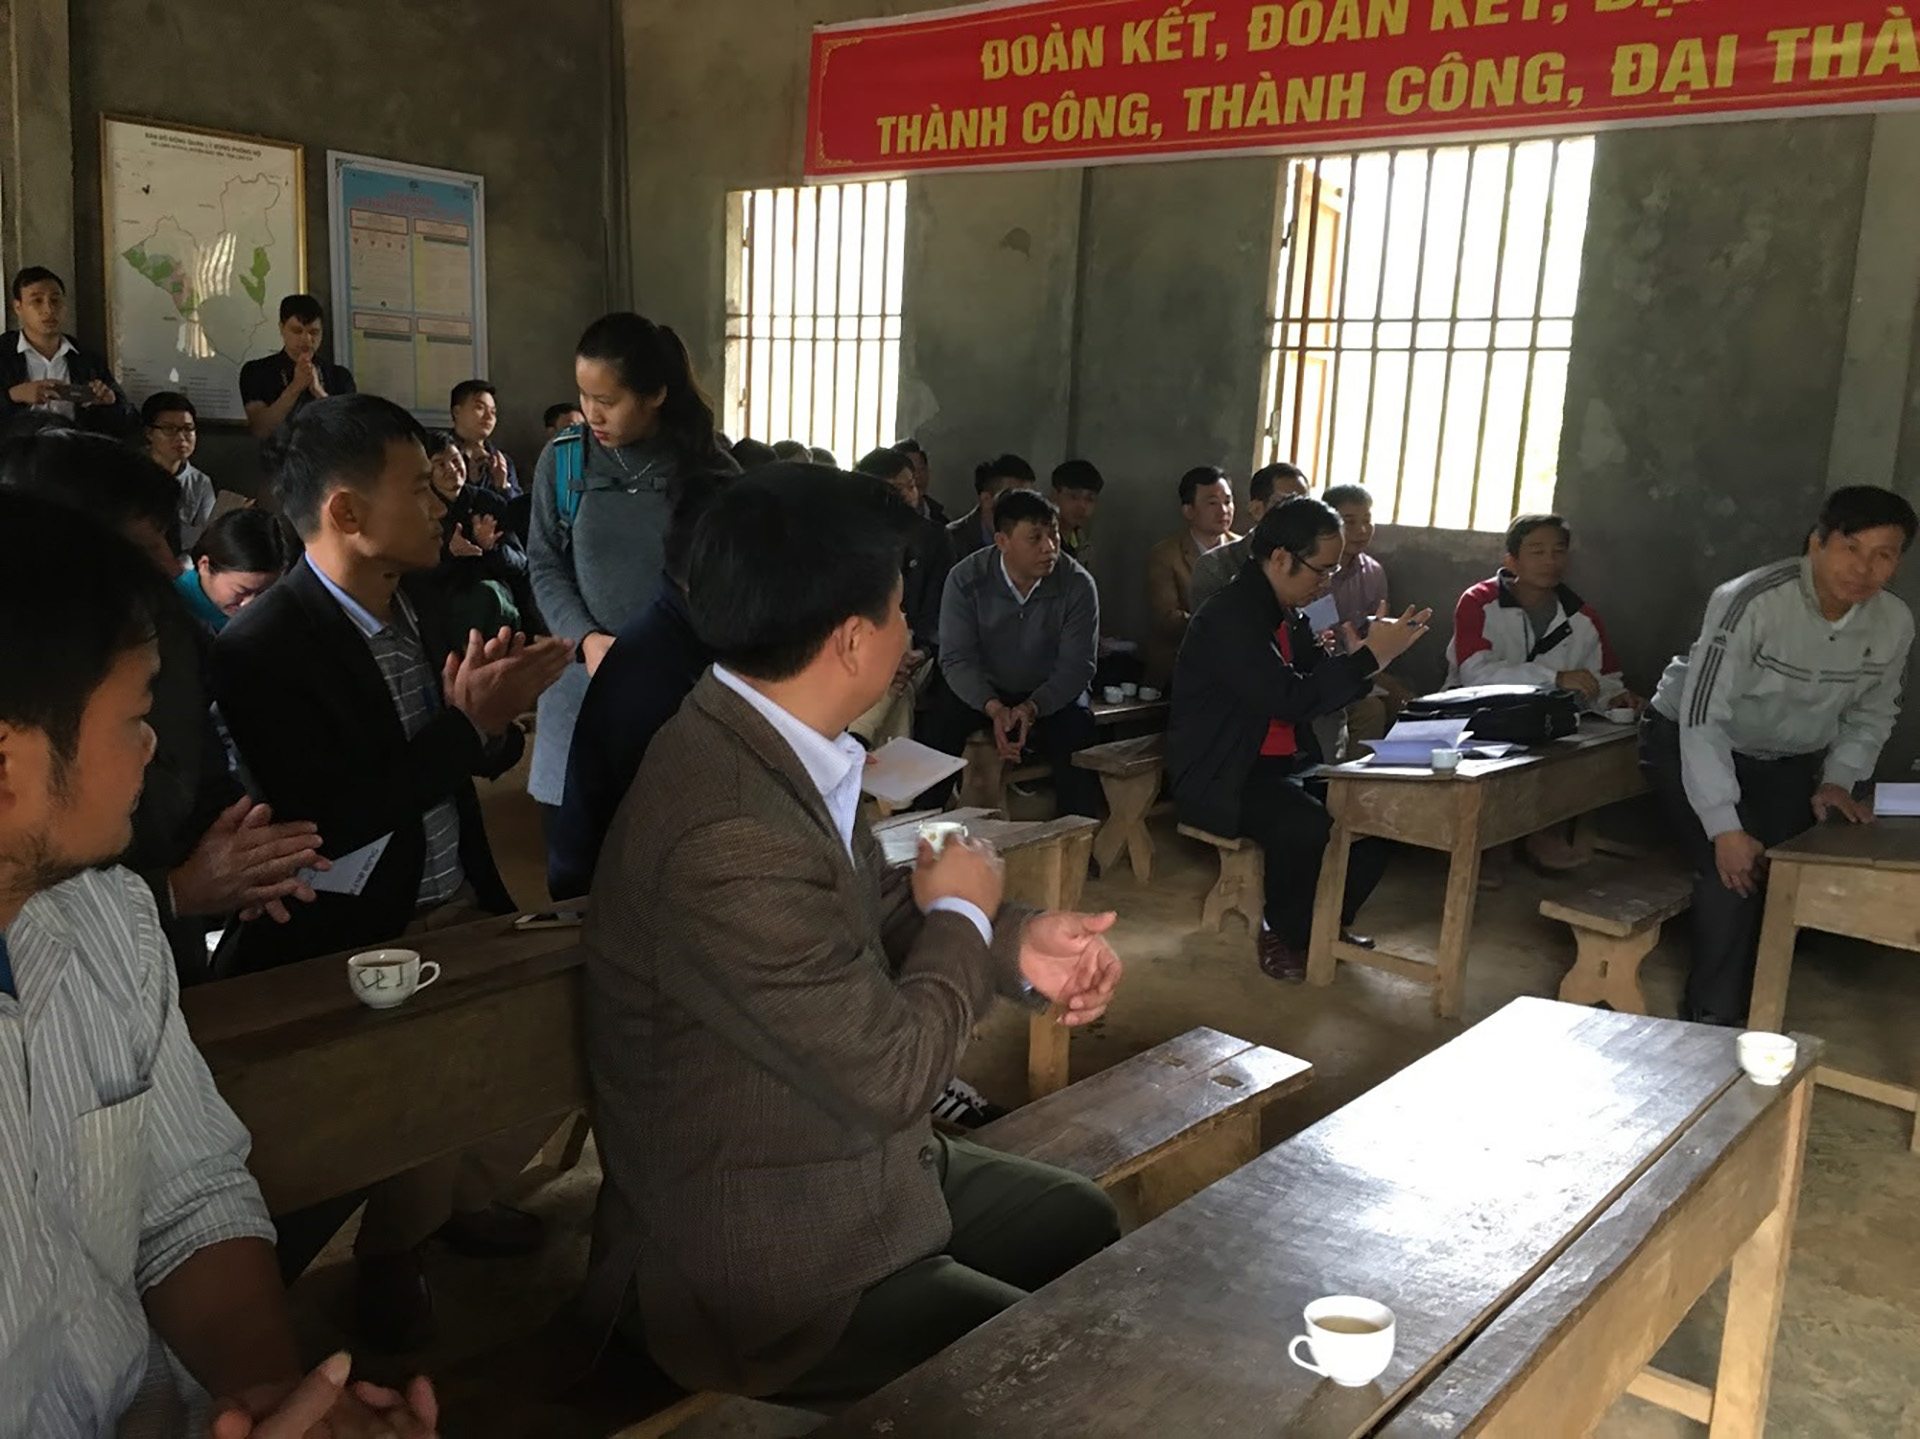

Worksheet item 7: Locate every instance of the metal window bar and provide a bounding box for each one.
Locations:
[1263,137,1595,531]
[725,181,906,464]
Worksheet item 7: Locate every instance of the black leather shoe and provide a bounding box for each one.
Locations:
[1340,930,1376,950]
[1257,931,1307,982]
[437,1203,546,1259]
[354,1249,436,1353]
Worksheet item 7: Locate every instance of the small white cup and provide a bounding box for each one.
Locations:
[1431,748,1462,774]
[1101,686,1127,704]
[1737,1031,1797,1086]
[1137,686,1164,702]
[1119,682,1140,698]
[347,948,441,1011]
[918,820,969,855]
[1289,1296,1396,1388]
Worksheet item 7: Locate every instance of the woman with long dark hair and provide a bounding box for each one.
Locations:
[527,313,735,827]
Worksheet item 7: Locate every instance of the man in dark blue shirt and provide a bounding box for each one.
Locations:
[239,295,356,439]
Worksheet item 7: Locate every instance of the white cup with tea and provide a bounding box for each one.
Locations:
[347,948,442,1011]
[918,820,970,856]
[1289,1296,1396,1387]
[1737,1031,1797,1086]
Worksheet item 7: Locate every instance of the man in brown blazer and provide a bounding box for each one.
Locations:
[579,466,1124,1403]
[1144,465,1239,687]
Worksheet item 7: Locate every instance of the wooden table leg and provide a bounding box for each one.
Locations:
[1094,771,1159,883]
[1307,784,1354,987]
[1028,1008,1072,1099]
[1707,1075,1813,1438]
[1747,861,1802,1034]
[1432,784,1487,1019]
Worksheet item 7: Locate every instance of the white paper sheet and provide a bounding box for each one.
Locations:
[1873,783,1920,817]
[1363,718,1471,768]
[299,833,392,897]
[861,739,968,808]
[1302,594,1340,633]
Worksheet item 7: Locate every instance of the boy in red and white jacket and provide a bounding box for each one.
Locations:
[1445,514,1641,717]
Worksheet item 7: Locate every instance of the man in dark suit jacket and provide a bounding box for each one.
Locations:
[578,468,1123,1402]
[1169,498,1430,980]
[0,266,138,437]
[209,394,572,1351]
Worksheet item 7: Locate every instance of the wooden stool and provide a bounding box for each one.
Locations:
[1073,735,1165,883]
[1540,869,1694,1015]
[956,732,1052,811]
[1178,825,1265,934]
[975,1026,1311,1220]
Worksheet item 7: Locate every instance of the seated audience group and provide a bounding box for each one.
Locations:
[5,258,1916,1435]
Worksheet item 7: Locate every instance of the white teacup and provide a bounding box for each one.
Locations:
[1138,686,1164,702]
[1289,1296,1396,1388]
[1737,1031,1797,1086]
[347,948,441,1011]
[918,820,969,855]
[1101,686,1127,704]
[1431,748,1462,774]
[1119,682,1140,698]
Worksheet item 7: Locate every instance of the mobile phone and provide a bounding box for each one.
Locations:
[52,381,96,403]
[513,910,584,931]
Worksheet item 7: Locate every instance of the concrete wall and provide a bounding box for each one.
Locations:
[61,0,620,493]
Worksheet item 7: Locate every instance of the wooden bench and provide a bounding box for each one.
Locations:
[975,1026,1310,1218]
[1177,825,1264,934]
[1072,734,1165,883]
[1540,868,1693,1015]
[955,698,1170,813]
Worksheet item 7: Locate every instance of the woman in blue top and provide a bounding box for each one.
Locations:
[528,313,736,830]
[174,507,296,633]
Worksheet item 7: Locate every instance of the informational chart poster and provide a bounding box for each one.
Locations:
[326,152,487,422]
[101,115,306,422]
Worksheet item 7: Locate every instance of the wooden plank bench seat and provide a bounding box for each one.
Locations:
[1072,734,1165,883]
[1176,825,1264,934]
[956,699,1170,812]
[1540,868,1693,1015]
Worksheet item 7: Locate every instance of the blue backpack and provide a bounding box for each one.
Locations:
[552,423,589,535]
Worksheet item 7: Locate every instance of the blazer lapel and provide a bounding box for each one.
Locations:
[282,561,410,749]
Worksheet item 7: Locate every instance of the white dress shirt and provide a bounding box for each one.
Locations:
[712,666,992,944]
[18,332,77,418]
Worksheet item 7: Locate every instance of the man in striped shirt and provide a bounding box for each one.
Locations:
[0,492,437,1434]
[1643,486,1917,1025]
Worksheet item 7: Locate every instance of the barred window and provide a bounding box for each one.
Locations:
[1259,138,1596,531]
[724,182,906,464]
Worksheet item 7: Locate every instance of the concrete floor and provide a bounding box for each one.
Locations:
[290,768,1920,1437]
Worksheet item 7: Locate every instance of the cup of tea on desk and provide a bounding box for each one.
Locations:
[1289,1295,1396,1387]
[347,948,441,1011]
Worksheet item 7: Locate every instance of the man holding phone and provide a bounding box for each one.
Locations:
[0,266,139,436]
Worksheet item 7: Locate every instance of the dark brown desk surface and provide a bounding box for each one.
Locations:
[821,999,1753,1438]
[1768,815,1920,871]
[1325,716,1638,784]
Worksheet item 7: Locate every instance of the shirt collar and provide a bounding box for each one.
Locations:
[305,555,411,639]
[16,332,74,361]
[712,665,866,806]
[998,552,1041,606]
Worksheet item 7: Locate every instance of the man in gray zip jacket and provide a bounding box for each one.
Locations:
[1641,485,1916,1025]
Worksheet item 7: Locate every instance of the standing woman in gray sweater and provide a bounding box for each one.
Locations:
[528,313,735,827]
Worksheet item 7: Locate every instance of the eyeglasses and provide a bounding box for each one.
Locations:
[150,423,196,437]
[1297,554,1342,579]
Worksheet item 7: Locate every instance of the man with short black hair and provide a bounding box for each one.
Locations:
[1188,461,1308,615]
[450,379,520,497]
[579,467,1121,1402]
[238,294,356,439]
[947,453,1036,564]
[1050,460,1104,571]
[141,390,216,548]
[1170,498,1431,980]
[928,489,1102,817]
[1643,485,1917,1025]
[211,393,572,1349]
[0,265,138,435]
[0,490,439,1436]
[544,401,585,436]
[1145,466,1240,686]
[896,437,948,526]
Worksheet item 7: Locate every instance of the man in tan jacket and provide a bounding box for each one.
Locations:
[579,466,1123,1403]
[1144,465,1239,687]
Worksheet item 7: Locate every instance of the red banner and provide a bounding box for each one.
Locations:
[806,0,1920,178]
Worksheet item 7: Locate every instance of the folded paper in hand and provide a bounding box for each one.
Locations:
[1362,718,1471,768]
[861,739,968,808]
[298,833,392,897]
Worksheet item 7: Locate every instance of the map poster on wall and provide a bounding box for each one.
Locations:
[100,115,306,424]
[327,152,487,423]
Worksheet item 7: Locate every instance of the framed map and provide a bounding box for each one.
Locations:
[100,115,306,424]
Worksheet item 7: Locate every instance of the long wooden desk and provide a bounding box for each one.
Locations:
[1752,819,1920,1152]
[1308,722,1645,1016]
[821,999,1815,1438]
[181,914,587,1216]
[874,807,1101,1099]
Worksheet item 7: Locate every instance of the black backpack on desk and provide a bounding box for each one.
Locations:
[1402,684,1581,745]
